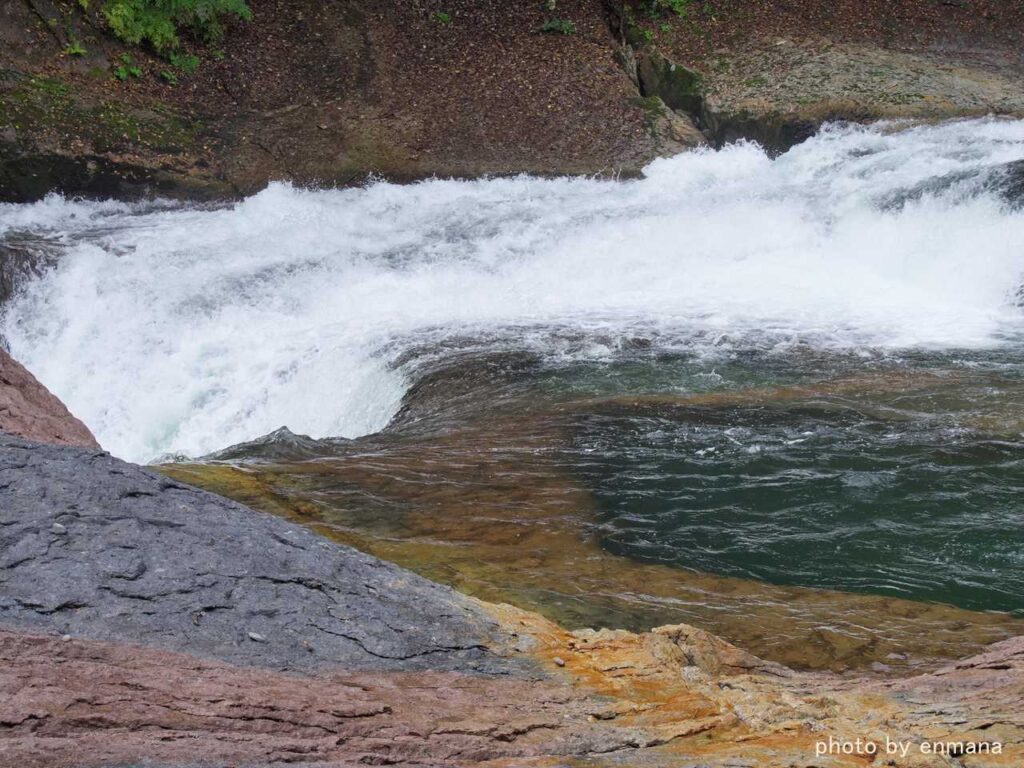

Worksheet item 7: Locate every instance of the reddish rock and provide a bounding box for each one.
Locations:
[0,349,98,448]
[0,630,631,768]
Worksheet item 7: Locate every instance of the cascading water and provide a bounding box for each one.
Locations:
[5,118,1024,657]
[3,118,1024,462]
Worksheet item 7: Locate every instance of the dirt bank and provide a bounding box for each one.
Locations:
[2,0,1022,200]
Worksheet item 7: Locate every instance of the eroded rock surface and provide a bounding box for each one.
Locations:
[0,630,625,768]
[165,393,1024,675]
[2,606,1021,767]
[0,435,522,675]
[0,350,98,449]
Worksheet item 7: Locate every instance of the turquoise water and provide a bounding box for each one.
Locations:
[567,352,1024,614]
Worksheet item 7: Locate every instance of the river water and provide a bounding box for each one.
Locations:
[4,118,1024,670]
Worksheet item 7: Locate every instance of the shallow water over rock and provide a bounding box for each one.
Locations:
[163,355,1024,673]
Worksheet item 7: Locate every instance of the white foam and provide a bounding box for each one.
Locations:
[2,118,1024,462]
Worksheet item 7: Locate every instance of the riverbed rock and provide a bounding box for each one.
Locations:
[0,434,1021,765]
[0,234,57,308]
[0,629,621,768]
[0,434,525,675]
[0,349,99,449]
[2,599,1022,767]
[697,39,1024,151]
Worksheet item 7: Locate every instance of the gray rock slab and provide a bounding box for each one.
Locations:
[0,434,525,676]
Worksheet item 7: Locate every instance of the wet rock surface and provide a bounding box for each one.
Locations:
[0,413,1019,765]
[0,234,57,308]
[0,350,99,449]
[167,392,1024,675]
[0,434,525,675]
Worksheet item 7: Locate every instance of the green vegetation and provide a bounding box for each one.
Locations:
[642,0,696,17]
[431,10,452,24]
[113,52,142,80]
[0,72,200,155]
[78,1,246,83]
[633,0,715,23]
[99,0,251,52]
[64,34,88,56]
[539,18,575,35]
[624,0,712,46]
[168,51,199,73]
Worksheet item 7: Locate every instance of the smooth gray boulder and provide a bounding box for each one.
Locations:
[0,434,522,675]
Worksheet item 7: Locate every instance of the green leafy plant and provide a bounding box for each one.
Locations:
[100,0,251,52]
[168,50,199,74]
[641,0,696,17]
[159,68,178,83]
[431,10,452,24]
[113,52,142,80]
[64,37,88,56]
[539,17,575,34]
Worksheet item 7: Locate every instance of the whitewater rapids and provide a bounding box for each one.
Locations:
[2,118,1024,462]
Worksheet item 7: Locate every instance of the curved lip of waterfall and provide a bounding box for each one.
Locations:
[4,117,1024,464]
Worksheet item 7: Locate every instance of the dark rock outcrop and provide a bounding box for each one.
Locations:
[1000,159,1024,209]
[636,50,703,117]
[0,434,524,676]
[0,350,99,448]
[0,234,57,308]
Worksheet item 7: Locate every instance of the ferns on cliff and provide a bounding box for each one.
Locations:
[98,0,251,52]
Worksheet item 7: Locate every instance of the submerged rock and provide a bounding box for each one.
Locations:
[0,234,59,309]
[999,158,1024,209]
[202,425,350,462]
[0,434,524,675]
